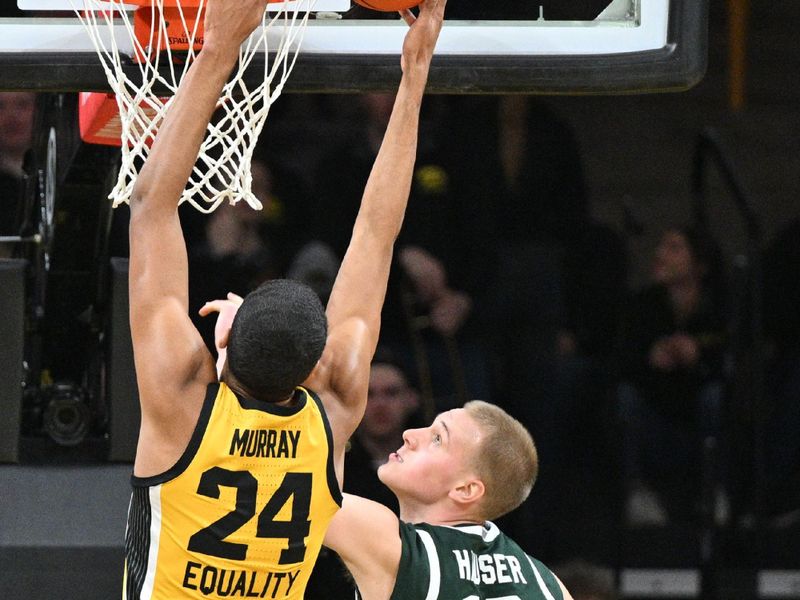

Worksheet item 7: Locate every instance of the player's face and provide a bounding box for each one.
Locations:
[377,408,483,504]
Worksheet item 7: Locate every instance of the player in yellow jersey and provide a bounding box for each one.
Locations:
[124,0,449,598]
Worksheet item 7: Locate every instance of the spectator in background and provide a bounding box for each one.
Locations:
[451,95,626,394]
[344,345,421,513]
[286,240,339,306]
[444,95,625,558]
[616,225,728,525]
[0,92,36,257]
[0,92,34,185]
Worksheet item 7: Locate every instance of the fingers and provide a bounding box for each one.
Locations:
[399,8,416,26]
[199,298,233,316]
[217,328,230,350]
[416,0,445,17]
[199,293,243,316]
[198,301,220,317]
[226,292,244,306]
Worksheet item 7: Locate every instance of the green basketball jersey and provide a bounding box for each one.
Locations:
[387,521,563,600]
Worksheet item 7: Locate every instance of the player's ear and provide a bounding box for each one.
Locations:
[449,477,485,506]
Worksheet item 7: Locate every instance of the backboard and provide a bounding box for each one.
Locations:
[0,0,708,94]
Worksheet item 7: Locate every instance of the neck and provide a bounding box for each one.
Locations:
[222,377,295,406]
[397,497,484,527]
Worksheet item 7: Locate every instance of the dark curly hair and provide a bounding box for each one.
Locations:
[226,279,327,402]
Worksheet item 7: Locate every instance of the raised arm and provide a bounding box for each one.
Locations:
[305,0,448,470]
[128,0,268,476]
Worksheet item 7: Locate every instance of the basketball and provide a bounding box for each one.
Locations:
[353,0,420,12]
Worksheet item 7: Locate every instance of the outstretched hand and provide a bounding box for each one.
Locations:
[398,0,447,78]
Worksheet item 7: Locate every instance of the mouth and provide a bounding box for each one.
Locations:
[390,452,404,463]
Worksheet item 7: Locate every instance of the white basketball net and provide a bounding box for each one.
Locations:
[74,0,313,212]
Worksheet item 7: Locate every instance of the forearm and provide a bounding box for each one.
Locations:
[127,45,240,315]
[352,6,437,244]
[356,79,424,247]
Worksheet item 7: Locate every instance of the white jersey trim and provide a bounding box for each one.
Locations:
[416,529,441,600]
[527,555,557,600]
[444,521,501,543]
[141,485,163,600]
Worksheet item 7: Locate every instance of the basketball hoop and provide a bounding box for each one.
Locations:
[74,0,313,212]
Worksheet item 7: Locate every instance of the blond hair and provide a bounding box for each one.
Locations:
[464,400,538,521]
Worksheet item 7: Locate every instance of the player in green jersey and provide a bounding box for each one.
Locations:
[324,399,574,600]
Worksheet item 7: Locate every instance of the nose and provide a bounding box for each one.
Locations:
[402,428,420,449]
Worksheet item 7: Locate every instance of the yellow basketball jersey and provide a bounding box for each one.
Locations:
[124,382,342,600]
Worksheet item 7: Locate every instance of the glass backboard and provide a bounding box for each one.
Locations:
[0,0,708,94]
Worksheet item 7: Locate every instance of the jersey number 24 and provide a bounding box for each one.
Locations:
[187,467,311,564]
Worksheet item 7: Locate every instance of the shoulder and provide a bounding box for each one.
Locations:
[390,522,441,600]
[133,381,220,478]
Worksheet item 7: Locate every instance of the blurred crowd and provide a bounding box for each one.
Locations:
[2,89,799,594]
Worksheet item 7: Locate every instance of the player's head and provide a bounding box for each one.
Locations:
[225,279,327,402]
[379,400,537,521]
[462,400,538,520]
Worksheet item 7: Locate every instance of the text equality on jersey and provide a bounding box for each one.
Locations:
[183,561,301,598]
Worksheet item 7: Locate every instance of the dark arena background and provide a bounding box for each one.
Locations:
[1,1,799,598]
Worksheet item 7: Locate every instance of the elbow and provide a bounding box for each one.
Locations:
[129,180,149,213]
[128,179,175,223]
